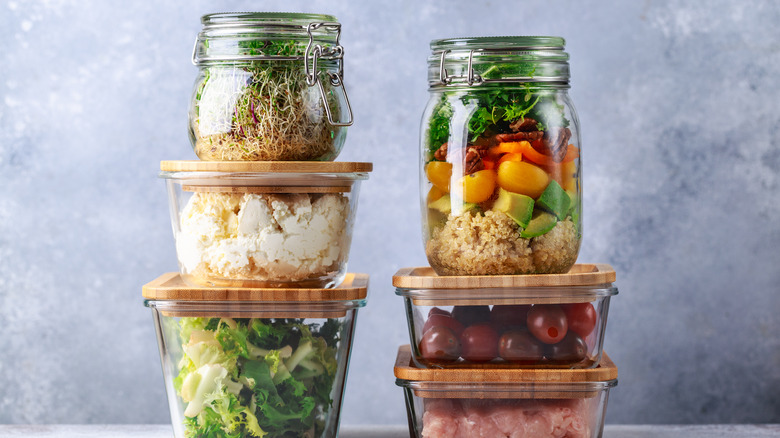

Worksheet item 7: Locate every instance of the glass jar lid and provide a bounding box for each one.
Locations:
[428,36,571,88]
[394,345,618,385]
[191,12,353,127]
[393,265,616,306]
[143,273,368,318]
[193,12,342,64]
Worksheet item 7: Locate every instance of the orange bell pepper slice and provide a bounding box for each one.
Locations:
[519,142,580,166]
[561,144,579,163]
[518,141,555,166]
[498,153,523,164]
[495,142,526,155]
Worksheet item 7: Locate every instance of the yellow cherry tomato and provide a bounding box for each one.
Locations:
[425,161,452,193]
[561,160,578,192]
[458,169,497,204]
[497,161,550,199]
[427,186,446,203]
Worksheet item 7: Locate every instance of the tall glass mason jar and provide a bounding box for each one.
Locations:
[421,37,582,275]
[189,13,352,161]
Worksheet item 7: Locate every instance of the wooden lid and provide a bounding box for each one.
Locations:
[161,160,373,173]
[393,345,617,383]
[143,272,368,302]
[393,264,616,289]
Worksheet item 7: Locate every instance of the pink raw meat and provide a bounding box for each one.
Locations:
[421,398,591,438]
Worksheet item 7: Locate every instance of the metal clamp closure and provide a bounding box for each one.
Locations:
[466,49,483,85]
[440,49,483,86]
[439,49,452,85]
[305,22,353,126]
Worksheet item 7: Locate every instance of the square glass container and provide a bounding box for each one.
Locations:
[394,264,617,369]
[160,160,371,288]
[394,345,617,438]
[143,272,368,438]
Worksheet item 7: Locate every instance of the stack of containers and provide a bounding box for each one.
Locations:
[393,37,620,437]
[142,13,371,438]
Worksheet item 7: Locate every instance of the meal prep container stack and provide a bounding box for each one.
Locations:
[144,12,372,438]
[390,36,620,438]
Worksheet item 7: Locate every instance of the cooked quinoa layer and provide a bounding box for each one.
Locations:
[426,211,580,275]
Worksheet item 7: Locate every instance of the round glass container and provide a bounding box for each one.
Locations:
[144,272,368,438]
[189,12,352,161]
[160,160,371,288]
[420,36,582,275]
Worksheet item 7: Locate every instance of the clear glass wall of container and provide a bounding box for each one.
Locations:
[160,161,371,289]
[189,12,353,161]
[394,346,617,438]
[146,293,366,438]
[421,36,582,275]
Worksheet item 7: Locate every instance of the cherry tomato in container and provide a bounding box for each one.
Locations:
[489,305,531,331]
[422,314,465,338]
[562,302,598,337]
[545,332,588,363]
[452,305,491,327]
[498,329,544,363]
[428,307,451,318]
[419,326,460,361]
[460,323,499,362]
[527,305,568,344]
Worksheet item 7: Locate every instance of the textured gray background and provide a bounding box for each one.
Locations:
[0,0,778,426]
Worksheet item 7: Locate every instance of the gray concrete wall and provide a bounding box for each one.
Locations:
[1,0,778,425]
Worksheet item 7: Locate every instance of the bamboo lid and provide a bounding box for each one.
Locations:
[161,160,373,173]
[393,264,616,290]
[143,272,368,302]
[394,345,617,383]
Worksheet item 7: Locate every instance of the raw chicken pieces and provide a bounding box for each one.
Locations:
[422,398,591,438]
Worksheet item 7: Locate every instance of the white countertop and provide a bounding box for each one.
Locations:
[0,424,779,437]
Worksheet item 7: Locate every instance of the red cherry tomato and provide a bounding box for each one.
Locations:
[460,323,499,362]
[498,329,544,363]
[428,307,451,318]
[452,305,491,327]
[422,314,465,338]
[545,332,588,364]
[490,305,531,331]
[419,326,460,361]
[562,303,598,337]
[527,305,568,344]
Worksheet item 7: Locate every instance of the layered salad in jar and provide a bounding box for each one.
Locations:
[423,87,581,275]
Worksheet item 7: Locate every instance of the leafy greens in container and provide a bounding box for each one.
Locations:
[176,317,340,437]
[143,272,368,438]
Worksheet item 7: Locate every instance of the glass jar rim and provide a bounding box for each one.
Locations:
[201,12,339,28]
[431,36,566,51]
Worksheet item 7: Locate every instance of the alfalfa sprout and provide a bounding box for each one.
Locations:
[190,60,342,161]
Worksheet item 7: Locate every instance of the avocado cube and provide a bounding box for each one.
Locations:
[428,194,452,215]
[520,210,558,238]
[537,180,571,220]
[492,188,534,228]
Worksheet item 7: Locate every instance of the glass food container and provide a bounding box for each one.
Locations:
[144,272,368,438]
[421,36,582,275]
[394,345,617,438]
[189,12,353,161]
[160,160,372,288]
[394,264,617,369]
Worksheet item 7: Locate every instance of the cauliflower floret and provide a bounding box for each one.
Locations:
[177,192,350,284]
